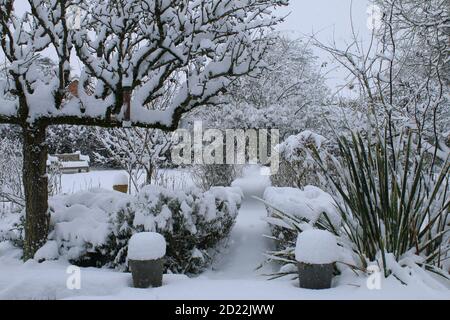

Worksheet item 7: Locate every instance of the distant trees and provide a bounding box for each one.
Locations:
[196,36,332,138]
[315,0,449,162]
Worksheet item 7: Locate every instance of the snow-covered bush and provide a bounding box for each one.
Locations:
[191,164,240,191]
[0,135,24,209]
[261,186,341,277]
[0,209,24,247]
[315,131,449,277]
[262,128,449,282]
[271,131,336,189]
[24,186,242,274]
[110,186,243,273]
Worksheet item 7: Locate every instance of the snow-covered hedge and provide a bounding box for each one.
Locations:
[5,186,242,274]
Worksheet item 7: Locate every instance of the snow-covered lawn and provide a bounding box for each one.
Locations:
[60,168,194,194]
[0,167,449,300]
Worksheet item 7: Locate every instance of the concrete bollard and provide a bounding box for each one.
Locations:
[129,258,165,288]
[295,229,339,290]
[127,232,167,288]
[297,262,334,289]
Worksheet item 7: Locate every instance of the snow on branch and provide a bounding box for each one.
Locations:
[0,0,288,130]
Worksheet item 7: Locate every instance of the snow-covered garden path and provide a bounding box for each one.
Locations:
[206,199,272,279]
[204,167,273,279]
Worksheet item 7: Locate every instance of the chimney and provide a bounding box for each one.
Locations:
[67,80,79,98]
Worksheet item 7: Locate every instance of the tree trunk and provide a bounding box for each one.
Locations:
[22,124,50,260]
[146,163,154,185]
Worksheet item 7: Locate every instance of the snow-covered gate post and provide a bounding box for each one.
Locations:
[0,0,288,260]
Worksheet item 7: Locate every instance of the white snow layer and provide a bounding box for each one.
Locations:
[277,130,327,162]
[0,251,448,300]
[113,172,129,185]
[34,241,59,261]
[263,186,340,227]
[127,232,166,261]
[232,165,271,197]
[48,188,131,260]
[295,229,339,264]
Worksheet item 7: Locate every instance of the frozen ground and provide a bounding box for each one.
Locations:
[0,167,449,300]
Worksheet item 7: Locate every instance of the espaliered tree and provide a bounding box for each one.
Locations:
[0,0,288,259]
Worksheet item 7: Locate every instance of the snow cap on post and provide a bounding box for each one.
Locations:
[128,232,167,261]
[113,172,129,186]
[295,229,339,264]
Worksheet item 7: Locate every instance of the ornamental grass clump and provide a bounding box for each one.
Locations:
[314,130,449,276]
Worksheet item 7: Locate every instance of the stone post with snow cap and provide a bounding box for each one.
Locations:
[128,232,166,288]
[295,229,339,289]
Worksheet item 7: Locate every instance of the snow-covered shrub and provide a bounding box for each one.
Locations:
[191,164,240,191]
[0,209,24,248]
[315,131,449,277]
[110,185,243,273]
[261,186,341,277]
[26,186,242,273]
[271,131,336,189]
[0,135,24,208]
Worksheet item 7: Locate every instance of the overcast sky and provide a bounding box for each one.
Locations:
[277,0,372,91]
[4,0,372,91]
[279,0,370,41]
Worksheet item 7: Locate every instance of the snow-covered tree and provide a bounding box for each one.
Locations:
[0,0,288,259]
[315,0,450,163]
[194,36,331,138]
[95,127,172,192]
